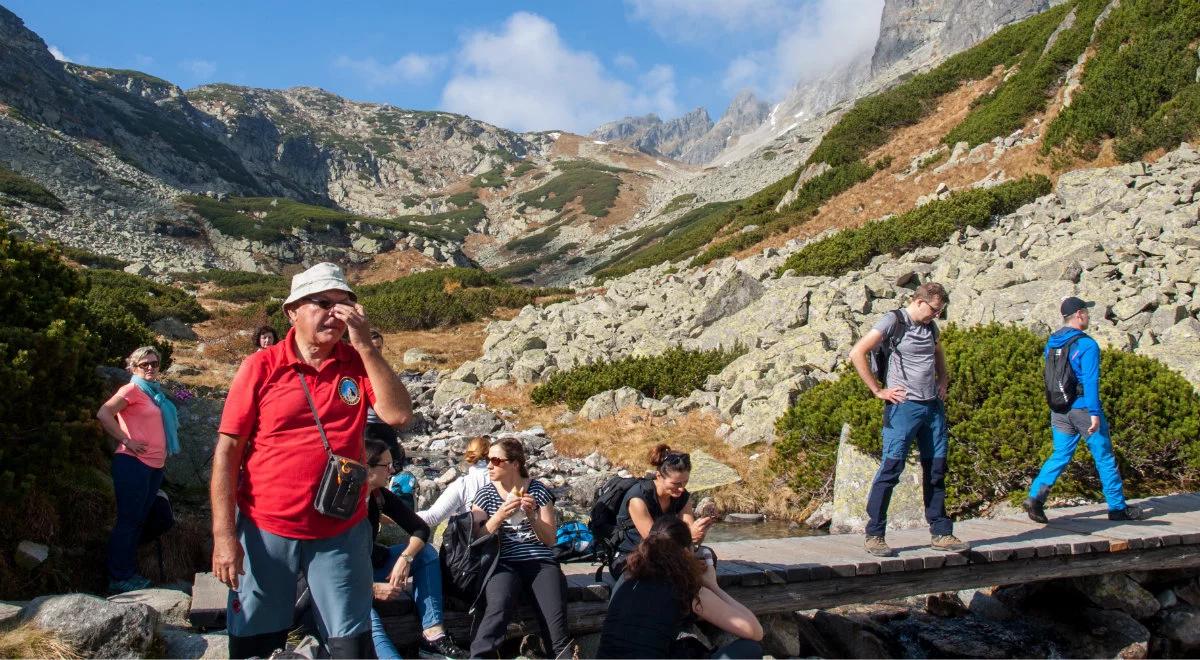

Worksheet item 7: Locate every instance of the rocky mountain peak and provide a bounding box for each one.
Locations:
[872,0,1051,74]
[590,108,713,162]
[678,90,770,165]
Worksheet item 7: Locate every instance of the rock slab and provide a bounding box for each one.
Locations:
[830,424,925,534]
[23,593,158,658]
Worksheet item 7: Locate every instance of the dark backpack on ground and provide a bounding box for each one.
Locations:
[439,511,500,612]
[587,476,645,579]
[1044,334,1084,413]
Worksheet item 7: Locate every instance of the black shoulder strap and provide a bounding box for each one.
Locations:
[888,309,907,343]
[294,367,335,459]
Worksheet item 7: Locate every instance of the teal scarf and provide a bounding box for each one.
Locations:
[131,375,180,456]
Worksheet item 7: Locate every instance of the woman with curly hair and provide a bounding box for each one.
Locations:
[597,516,763,658]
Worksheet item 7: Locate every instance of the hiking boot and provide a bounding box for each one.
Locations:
[1108,504,1146,521]
[419,635,467,658]
[930,534,970,552]
[864,535,895,557]
[108,574,152,594]
[1022,497,1048,524]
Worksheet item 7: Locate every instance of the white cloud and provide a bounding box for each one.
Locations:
[441,12,678,133]
[133,54,155,68]
[613,53,638,70]
[48,44,70,62]
[334,53,447,87]
[182,59,217,80]
[718,0,883,99]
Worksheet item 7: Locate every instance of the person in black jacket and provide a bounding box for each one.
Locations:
[610,444,716,579]
[598,515,763,658]
[365,439,465,659]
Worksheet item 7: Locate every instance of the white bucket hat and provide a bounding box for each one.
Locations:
[283,262,356,308]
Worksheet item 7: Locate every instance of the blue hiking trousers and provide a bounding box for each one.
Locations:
[1029,409,1126,511]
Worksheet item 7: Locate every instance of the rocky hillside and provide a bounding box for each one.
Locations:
[439,144,1200,448]
[590,108,714,163]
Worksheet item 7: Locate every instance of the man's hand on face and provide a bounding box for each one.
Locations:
[331,303,372,348]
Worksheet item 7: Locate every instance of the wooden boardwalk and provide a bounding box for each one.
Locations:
[189,493,1200,645]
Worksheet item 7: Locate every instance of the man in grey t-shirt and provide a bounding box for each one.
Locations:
[848,282,969,557]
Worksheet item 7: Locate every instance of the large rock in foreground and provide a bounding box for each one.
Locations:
[830,424,925,534]
[23,593,158,658]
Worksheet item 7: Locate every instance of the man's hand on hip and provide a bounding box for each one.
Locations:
[1088,415,1100,435]
[875,387,906,404]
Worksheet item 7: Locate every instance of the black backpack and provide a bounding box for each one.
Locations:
[870,310,914,383]
[439,511,500,612]
[1044,334,1084,413]
[587,476,644,578]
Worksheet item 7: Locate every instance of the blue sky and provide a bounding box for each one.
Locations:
[6,0,882,134]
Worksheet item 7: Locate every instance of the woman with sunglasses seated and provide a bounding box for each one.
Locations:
[610,444,716,579]
[365,438,466,659]
[597,515,763,659]
[469,438,572,658]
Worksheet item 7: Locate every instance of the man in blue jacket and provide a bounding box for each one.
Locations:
[1023,297,1145,523]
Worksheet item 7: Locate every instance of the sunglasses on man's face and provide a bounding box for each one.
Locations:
[303,297,351,310]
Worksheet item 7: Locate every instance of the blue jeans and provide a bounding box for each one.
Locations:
[370,544,444,659]
[865,399,952,537]
[107,454,164,581]
[1029,409,1127,511]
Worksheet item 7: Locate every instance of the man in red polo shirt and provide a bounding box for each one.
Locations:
[211,263,412,659]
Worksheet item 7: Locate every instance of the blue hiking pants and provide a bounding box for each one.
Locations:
[227,515,373,657]
[107,454,164,581]
[865,399,952,537]
[1029,409,1126,511]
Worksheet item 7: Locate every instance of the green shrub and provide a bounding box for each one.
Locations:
[659,193,697,216]
[776,175,1050,277]
[1114,84,1200,162]
[1043,0,1200,160]
[517,162,622,217]
[761,150,777,161]
[0,165,64,210]
[176,269,286,288]
[206,281,289,303]
[446,190,478,207]
[0,219,115,596]
[86,269,208,324]
[504,226,562,254]
[944,0,1104,147]
[772,324,1200,514]
[512,161,536,177]
[470,164,507,189]
[58,245,127,270]
[531,345,745,410]
[355,267,545,330]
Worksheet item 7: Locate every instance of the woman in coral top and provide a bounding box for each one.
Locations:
[96,346,180,593]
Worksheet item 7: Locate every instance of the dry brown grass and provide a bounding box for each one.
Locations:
[479,385,809,521]
[375,321,491,372]
[0,624,81,659]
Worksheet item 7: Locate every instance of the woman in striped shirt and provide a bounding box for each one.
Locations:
[469,438,571,657]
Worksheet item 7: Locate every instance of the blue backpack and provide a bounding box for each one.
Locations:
[554,520,596,562]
